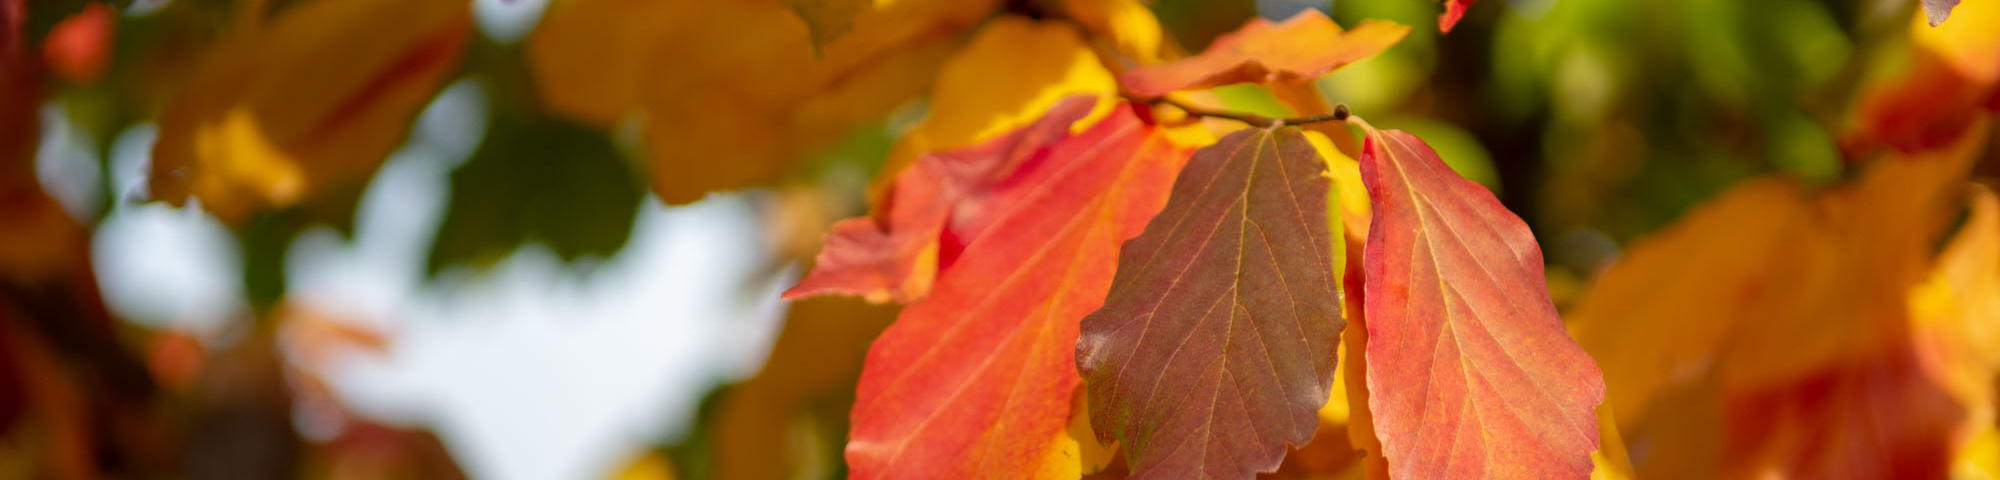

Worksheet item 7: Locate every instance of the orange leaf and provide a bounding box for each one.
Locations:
[1118,10,1407,97]
[786,98,1098,303]
[842,98,1193,479]
[40,2,112,85]
[149,0,471,221]
[1356,126,1604,479]
[527,0,997,204]
[1848,0,2000,155]
[1076,126,1343,479]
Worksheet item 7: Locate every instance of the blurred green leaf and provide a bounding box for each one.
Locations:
[426,116,643,276]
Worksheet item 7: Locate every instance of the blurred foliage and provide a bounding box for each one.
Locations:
[2,0,1997,478]
[426,115,641,276]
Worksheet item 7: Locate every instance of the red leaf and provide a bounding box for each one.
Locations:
[1118,10,1406,97]
[1076,127,1342,479]
[40,2,112,85]
[844,99,1194,479]
[1356,126,1604,479]
[1437,0,1477,33]
[785,99,1097,303]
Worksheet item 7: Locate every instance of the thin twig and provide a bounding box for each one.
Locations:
[1147,96,1351,128]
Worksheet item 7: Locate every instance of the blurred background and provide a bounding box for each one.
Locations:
[0,0,1989,478]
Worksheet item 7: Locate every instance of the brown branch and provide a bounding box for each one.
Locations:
[1145,96,1351,128]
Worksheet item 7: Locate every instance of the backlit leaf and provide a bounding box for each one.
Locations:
[1118,10,1407,97]
[786,99,1098,303]
[1570,121,1993,479]
[149,0,470,221]
[840,98,1194,479]
[1076,127,1341,479]
[874,15,1119,202]
[527,0,996,204]
[1848,0,2000,154]
[1356,126,1603,480]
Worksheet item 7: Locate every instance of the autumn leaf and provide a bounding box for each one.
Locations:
[1076,126,1341,479]
[1355,125,1603,479]
[1849,0,2000,154]
[1118,10,1408,98]
[874,15,1120,202]
[527,0,996,204]
[1570,120,1992,479]
[149,0,470,221]
[842,98,1193,479]
[40,2,113,85]
[786,98,1101,302]
[1061,0,1167,63]
[1569,179,1811,424]
[1436,0,1478,33]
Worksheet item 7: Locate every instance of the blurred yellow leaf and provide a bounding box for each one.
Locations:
[1570,179,1809,424]
[876,15,1119,189]
[150,0,471,221]
[1061,0,1166,63]
[527,0,998,204]
[1912,0,2000,85]
[606,451,675,480]
[708,296,896,480]
[1571,119,1993,479]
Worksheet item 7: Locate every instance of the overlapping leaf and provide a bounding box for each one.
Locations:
[837,98,1194,479]
[1076,127,1341,479]
[1572,120,1993,479]
[1118,10,1407,97]
[149,0,470,221]
[527,0,997,204]
[1849,0,2000,154]
[1355,126,1603,479]
[873,15,1120,204]
[786,98,1100,303]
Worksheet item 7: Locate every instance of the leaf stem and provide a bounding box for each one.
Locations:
[1146,96,1351,128]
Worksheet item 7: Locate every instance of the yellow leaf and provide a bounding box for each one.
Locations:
[1570,178,1811,425]
[708,296,897,480]
[528,0,999,204]
[876,16,1119,188]
[150,0,470,221]
[1062,0,1166,63]
[1912,0,2000,85]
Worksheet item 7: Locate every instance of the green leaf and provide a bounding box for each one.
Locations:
[427,116,643,276]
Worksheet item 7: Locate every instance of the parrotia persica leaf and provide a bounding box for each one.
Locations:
[785,97,1100,303]
[875,15,1119,204]
[1356,126,1603,479]
[527,0,995,204]
[1118,10,1407,98]
[843,97,1194,479]
[1076,127,1342,479]
[149,0,469,221]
